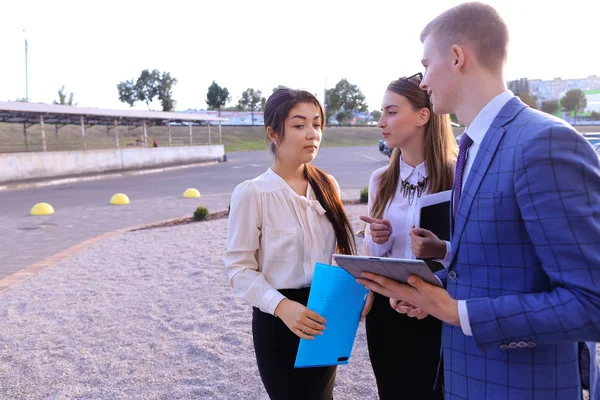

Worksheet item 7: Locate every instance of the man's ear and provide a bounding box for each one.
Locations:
[450,44,466,70]
[417,108,431,127]
[267,127,278,145]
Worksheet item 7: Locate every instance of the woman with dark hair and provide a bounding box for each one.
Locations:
[360,73,457,399]
[224,88,356,400]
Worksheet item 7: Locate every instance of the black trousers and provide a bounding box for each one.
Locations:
[366,292,443,400]
[252,288,336,400]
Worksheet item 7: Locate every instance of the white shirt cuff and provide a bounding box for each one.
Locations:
[369,233,395,257]
[435,241,452,269]
[264,290,287,316]
[458,300,473,336]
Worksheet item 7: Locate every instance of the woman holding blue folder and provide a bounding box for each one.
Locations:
[224,88,357,400]
[360,74,457,399]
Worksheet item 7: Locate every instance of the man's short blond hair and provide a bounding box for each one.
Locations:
[420,2,509,72]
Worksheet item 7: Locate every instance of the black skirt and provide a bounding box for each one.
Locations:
[252,287,336,400]
[366,292,443,400]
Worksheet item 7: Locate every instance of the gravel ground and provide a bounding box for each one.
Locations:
[0,203,596,399]
[0,205,378,400]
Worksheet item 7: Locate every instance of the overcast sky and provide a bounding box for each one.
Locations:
[1,0,598,112]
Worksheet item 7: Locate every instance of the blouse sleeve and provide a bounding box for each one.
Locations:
[223,181,286,315]
[363,171,395,256]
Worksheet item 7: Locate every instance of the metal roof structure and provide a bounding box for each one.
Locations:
[0,101,228,152]
[0,101,227,126]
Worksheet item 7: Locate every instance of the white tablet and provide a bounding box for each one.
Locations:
[333,255,443,288]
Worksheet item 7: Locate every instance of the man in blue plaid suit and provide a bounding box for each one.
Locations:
[359,2,600,399]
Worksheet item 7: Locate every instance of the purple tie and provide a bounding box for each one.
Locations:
[453,133,474,217]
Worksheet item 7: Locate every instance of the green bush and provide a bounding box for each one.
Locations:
[360,187,368,203]
[193,206,209,221]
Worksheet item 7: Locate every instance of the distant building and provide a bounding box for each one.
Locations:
[584,90,600,113]
[179,109,378,126]
[180,110,264,126]
[528,75,600,111]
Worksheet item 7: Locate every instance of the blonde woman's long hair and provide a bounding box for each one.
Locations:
[370,76,457,219]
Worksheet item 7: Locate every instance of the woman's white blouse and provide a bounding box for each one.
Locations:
[223,168,338,315]
[364,158,451,266]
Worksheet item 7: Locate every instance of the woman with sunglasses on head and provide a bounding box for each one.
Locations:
[359,73,457,399]
[224,88,357,400]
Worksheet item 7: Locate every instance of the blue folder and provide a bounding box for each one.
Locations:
[294,262,369,368]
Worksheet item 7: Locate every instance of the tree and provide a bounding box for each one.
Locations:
[117,69,177,111]
[205,81,230,115]
[272,85,287,93]
[117,79,136,107]
[370,110,382,121]
[561,89,587,123]
[53,85,75,106]
[134,69,161,109]
[541,100,559,115]
[260,97,267,112]
[158,71,177,111]
[325,79,368,124]
[238,88,262,126]
[336,110,350,125]
[518,92,537,109]
[591,111,600,121]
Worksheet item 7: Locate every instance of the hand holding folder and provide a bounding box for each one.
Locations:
[414,190,452,272]
[294,263,369,368]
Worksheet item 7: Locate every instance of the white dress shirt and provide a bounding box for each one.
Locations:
[364,157,451,268]
[456,90,514,336]
[223,168,338,315]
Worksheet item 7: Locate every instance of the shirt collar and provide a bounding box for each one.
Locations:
[465,90,514,146]
[267,167,320,203]
[400,157,427,182]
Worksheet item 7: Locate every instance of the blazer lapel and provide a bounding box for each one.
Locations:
[449,98,527,266]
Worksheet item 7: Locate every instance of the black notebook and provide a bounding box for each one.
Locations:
[416,190,452,272]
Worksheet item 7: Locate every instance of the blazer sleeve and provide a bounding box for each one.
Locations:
[466,125,600,349]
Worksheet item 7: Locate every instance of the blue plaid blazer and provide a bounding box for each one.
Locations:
[438,97,600,399]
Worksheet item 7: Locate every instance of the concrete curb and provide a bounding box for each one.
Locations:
[0,160,220,192]
[0,214,201,295]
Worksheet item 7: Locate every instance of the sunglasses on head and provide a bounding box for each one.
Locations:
[404,72,423,82]
[401,73,430,106]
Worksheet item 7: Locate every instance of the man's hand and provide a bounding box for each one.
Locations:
[390,298,430,319]
[357,273,460,326]
[359,216,393,245]
[409,226,446,259]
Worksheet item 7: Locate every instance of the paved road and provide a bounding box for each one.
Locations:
[0,146,388,278]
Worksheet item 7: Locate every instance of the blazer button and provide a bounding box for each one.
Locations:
[448,271,458,280]
[509,342,518,349]
[500,344,509,350]
[518,341,528,348]
[527,341,536,348]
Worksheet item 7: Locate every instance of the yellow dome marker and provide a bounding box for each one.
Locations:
[30,202,55,216]
[183,188,201,198]
[110,193,130,205]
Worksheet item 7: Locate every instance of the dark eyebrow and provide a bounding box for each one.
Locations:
[383,105,399,110]
[290,115,321,120]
